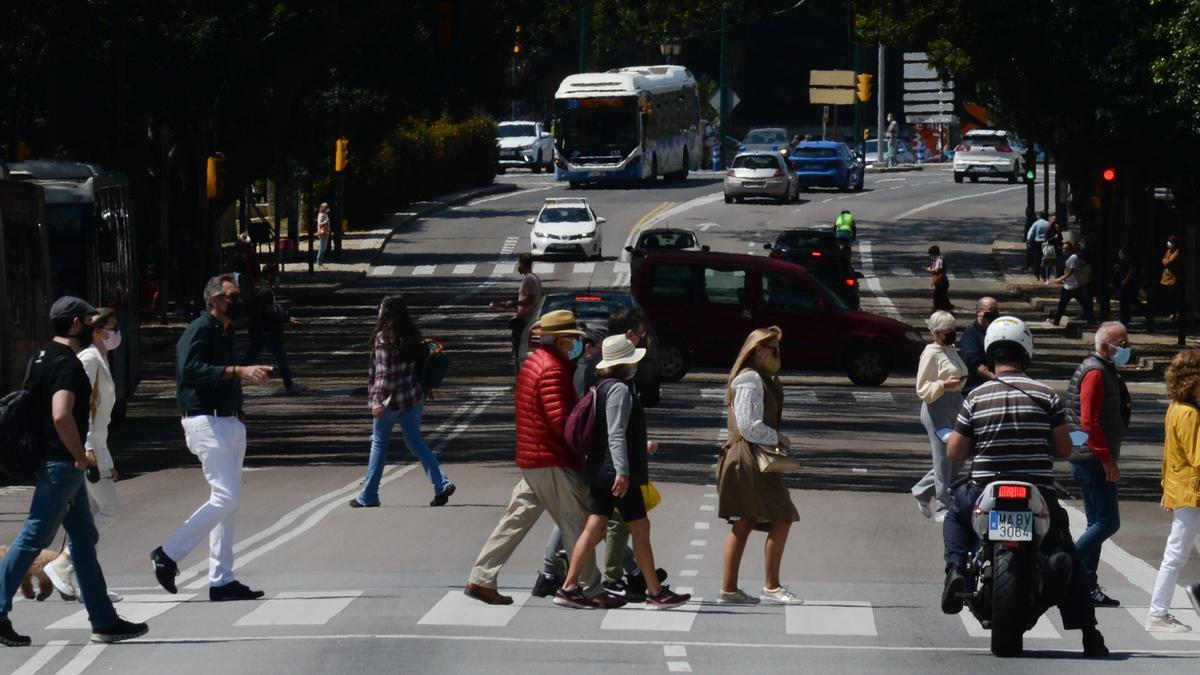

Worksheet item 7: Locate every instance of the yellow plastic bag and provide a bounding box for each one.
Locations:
[641,481,662,512]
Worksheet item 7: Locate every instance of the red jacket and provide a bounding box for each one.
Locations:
[515,346,581,471]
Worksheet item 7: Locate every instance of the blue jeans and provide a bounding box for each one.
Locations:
[357,402,452,506]
[317,236,330,265]
[0,459,117,628]
[1071,459,1120,591]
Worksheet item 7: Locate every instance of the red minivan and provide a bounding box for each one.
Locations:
[631,250,923,385]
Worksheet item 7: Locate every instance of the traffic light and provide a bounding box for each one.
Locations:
[334,137,349,173]
[205,153,224,199]
[1025,166,1036,182]
[856,73,873,102]
[513,24,522,55]
[1102,167,1116,182]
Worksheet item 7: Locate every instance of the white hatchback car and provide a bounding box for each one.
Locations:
[953,129,1024,183]
[527,198,605,259]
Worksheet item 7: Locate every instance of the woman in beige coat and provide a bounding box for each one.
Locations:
[910,311,968,521]
[715,326,800,605]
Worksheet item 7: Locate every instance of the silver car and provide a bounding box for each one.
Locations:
[723,152,798,204]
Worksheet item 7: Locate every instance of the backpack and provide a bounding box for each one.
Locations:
[564,378,619,457]
[0,359,42,479]
[418,339,451,394]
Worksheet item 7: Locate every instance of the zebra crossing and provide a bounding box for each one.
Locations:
[370,260,630,279]
[701,388,912,406]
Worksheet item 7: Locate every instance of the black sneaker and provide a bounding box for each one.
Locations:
[430,483,456,507]
[591,591,628,609]
[646,586,690,610]
[1082,628,1109,658]
[150,546,178,594]
[605,579,645,603]
[552,586,598,610]
[0,619,30,647]
[531,572,560,598]
[941,566,967,615]
[625,567,667,597]
[209,580,265,602]
[90,617,148,644]
[1091,586,1120,608]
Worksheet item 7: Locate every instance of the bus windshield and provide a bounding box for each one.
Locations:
[556,107,639,162]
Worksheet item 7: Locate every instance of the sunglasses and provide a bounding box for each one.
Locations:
[221,292,242,301]
[758,343,781,355]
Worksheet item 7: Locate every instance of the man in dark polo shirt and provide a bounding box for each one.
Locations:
[941,316,1108,657]
[151,274,272,602]
[0,297,147,647]
[959,296,999,396]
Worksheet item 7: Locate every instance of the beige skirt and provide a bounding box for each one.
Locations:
[716,438,799,529]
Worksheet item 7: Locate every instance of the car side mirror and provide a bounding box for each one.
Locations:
[763,244,773,251]
[540,132,550,139]
[624,245,634,253]
[701,245,711,252]
[526,217,535,225]
[596,217,607,224]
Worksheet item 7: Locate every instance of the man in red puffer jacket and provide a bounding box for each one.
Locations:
[465,310,604,605]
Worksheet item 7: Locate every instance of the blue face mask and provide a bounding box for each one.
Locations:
[1111,344,1131,366]
[568,338,583,360]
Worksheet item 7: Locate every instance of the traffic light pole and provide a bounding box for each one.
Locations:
[853,42,862,160]
[718,4,729,169]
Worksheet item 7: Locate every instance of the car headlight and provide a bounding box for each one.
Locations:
[905,330,922,342]
[533,230,545,238]
[586,229,597,238]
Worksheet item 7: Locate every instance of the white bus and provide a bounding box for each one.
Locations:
[553,65,700,187]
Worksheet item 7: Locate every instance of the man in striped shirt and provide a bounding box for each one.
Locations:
[941,316,1108,657]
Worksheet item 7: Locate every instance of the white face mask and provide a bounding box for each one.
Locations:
[101,329,122,351]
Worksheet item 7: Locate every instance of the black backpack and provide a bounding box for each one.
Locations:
[0,359,43,479]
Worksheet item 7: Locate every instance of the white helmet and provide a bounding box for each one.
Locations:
[984,315,1034,366]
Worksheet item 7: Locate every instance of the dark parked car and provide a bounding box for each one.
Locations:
[517,289,660,406]
[786,141,863,191]
[631,250,922,385]
[764,228,861,310]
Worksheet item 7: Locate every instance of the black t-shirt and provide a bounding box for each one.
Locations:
[28,341,90,461]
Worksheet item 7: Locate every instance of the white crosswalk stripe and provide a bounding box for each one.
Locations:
[418,590,532,627]
[452,264,476,275]
[47,593,194,629]
[234,590,363,626]
[960,612,1061,639]
[574,262,595,274]
[601,599,703,632]
[533,262,555,274]
[785,601,877,636]
[412,265,436,276]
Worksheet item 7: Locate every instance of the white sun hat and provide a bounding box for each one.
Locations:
[596,334,646,369]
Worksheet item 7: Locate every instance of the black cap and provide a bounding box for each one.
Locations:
[49,296,98,322]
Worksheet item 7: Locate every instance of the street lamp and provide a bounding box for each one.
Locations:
[659,39,681,64]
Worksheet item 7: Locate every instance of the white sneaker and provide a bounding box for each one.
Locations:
[717,589,761,604]
[1146,614,1192,633]
[45,555,78,599]
[916,498,933,519]
[761,586,802,604]
[76,592,123,604]
[934,510,947,523]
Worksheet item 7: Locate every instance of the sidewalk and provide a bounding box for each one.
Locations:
[992,236,1198,381]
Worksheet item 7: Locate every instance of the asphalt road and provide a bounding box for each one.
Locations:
[1,166,1198,674]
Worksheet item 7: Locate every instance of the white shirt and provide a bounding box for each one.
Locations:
[78,345,116,472]
[915,343,968,404]
[731,370,779,446]
[1063,254,1081,291]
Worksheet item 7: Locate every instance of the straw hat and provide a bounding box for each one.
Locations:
[532,309,586,337]
[596,334,646,369]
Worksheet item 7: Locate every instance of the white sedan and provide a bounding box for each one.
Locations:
[526,198,605,259]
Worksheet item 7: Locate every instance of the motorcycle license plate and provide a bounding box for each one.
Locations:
[989,511,1033,541]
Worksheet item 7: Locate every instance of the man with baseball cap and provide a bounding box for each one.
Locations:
[0,297,148,647]
[466,310,610,606]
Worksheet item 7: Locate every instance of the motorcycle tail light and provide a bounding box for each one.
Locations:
[997,485,1028,499]
[843,277,857,287]
[810,251,822,258]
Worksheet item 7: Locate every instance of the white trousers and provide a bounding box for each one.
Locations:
[86,477,120,534]
[163,416,247,586]
[1149,505,1200,617]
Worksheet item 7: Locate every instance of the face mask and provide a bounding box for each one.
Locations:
[101,329,122,351]
[1111,344,1131,366]
[626,366,638,381]
[225,298,247,320]
[568,338,583,360]
[761,354,782,374]
[943,331,957,346]
[982,310,999,323]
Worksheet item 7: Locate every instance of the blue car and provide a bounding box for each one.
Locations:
[786,141,864,192]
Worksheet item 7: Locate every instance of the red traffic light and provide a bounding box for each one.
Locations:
[1102,168,1116,182]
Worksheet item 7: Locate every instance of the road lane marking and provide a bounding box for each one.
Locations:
[492,263,515,276]
[686,554,703,560]
[620,201,675,262]
[574,262,595,274]
[856,241,902,320]
[852,391,894,403]
[693,522,710,530]
[235,591,363,626]
[667,662,693,672]
[464,185,559,207]
[875,178,907,183]
[664,645,687,657]
[785,602,878,636]
[47,594,195,629]
[679,570,699,577]
[890,267,916,277]
[418,591,532,627]
[413,265,436,276]
[369,265,397,277]
[699,504,715,511]
[12,640,68,675]
[533,262,555,274]
[892,185,1025,221]
[601,599,702,632]
[452,264,476,275]
[689,540,706,547]
[960,612,1061,639]
[53,644,105,675]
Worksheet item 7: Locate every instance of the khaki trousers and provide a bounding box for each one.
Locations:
[469,466,600,591]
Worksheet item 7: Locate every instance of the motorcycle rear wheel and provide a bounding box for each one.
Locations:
[991,547,1026,657]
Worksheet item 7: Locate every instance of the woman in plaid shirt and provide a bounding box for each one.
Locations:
[351,296,456,508]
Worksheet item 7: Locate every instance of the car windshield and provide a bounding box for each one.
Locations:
[499,124,536,138]
[744,129,787,145]
[794,147,838,158]
[778,230,834,247]
[639,231,696,249]
[732,154,779,170]
[964,135,1008,148]
[539,207,591,223]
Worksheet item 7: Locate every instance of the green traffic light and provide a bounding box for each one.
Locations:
[1025,170,1035,181]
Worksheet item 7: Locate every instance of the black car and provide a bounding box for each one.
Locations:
[764,229,861,310]
[624,227,709,277]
